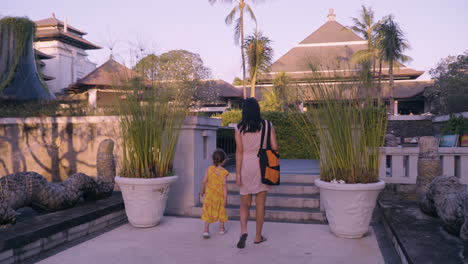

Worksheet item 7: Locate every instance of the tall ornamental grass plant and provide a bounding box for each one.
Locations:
[117,77,189,178]
[294,65,387,184]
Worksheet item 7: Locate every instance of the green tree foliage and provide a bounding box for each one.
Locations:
[425,51,468,114]
[209,0,259,99]
[350,5,380,88]
[232,77,243,85]
[244,31,273,98]
[350,8,412,111]
[133,50,215,106]
[259,91,280,111]
[378,16,411,101]
[442,115,468,135]
[273,72,291,111]
[134,50,211,81]
[133,54,159,80]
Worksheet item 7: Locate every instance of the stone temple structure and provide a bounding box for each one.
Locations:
[34,13,101,94]
[251,9,434,115]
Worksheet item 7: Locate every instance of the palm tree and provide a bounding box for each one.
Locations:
[244,31,273,98]
[209,0,257,99]
[378,16,412,113]
[350,6,381,89]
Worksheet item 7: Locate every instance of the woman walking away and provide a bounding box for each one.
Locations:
[235,98,278,248]
[200,149,229,239]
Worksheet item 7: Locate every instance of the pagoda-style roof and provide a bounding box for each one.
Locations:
[66,58,136,93]
[35,14,101,50]
[35,14,87,35]
[260,9,423,83]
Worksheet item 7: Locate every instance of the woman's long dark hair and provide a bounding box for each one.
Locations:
[237,98,263,134]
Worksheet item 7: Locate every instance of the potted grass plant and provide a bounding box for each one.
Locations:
[115,77,188,228]
[295,65,387,238]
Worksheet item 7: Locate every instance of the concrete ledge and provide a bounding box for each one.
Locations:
[379,200,466,264]
[0,192,125,264]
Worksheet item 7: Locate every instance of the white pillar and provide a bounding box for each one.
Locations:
[394,100,399,115]
[88,89,98,108]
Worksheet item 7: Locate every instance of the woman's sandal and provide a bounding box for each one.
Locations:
[236,233,248,248]
[254,236,267,244]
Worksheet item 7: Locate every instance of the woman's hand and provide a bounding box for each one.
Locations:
[236,176,242,187]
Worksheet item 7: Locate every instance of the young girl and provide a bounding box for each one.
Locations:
[200,149,229,239]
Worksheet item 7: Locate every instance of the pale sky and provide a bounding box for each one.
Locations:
[3,0,468,82]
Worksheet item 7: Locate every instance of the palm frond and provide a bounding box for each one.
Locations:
[233,18,241,45]
[225,7,239,25]
[351,49,375,64]
[245,4,257,23]
[208,0,233,5]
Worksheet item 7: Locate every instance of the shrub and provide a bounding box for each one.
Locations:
[219,110,317,159]
[443,115,468,135]
[219,109,241,126]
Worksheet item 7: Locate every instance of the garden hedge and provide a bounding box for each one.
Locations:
[219,110,317,159]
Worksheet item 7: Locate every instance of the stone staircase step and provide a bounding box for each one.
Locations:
[226,205,326,223]
[187,206,326,223]
[227,191,320,209]
[227,173,320,184]
[226,181,319,195]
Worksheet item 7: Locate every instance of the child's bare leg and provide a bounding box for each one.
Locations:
[219,221,225,231]
[204,222,210,232]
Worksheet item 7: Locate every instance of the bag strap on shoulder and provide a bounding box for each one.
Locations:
[266,120,272,150]
[260,120,266,150]
[259,120,272,150]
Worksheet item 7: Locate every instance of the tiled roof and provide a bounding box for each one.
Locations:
[299,21,363,44]
[263,15,423,82]
[35,17,86,35]
[36,28,101,50]
[66,58,136,93]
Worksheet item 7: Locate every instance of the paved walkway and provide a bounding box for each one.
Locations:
[38,217,384,264]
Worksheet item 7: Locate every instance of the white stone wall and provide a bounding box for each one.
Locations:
[34,41,97,94]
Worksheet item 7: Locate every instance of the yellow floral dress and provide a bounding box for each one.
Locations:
[201,165,228,223]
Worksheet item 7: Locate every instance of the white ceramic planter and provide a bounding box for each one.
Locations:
[115,175,178,228]
[315,179,385,238]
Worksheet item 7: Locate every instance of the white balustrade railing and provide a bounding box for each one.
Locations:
[379,147,468,184]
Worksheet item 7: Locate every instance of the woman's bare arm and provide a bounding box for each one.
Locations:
[270,124,279,152]
[235,128,243,186]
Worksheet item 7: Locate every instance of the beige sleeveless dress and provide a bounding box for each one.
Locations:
[236,123,272,195]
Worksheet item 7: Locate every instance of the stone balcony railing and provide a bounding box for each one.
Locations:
[379,147,468,184]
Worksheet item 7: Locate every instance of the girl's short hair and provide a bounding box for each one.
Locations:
[212,149,227,166]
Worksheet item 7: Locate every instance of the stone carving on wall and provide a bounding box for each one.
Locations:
[0,139,115,225]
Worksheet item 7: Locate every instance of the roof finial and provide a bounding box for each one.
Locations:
[327,8,336,21]
[64,18,68,32]
[51,12,56,18]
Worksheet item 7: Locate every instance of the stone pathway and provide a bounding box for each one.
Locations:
[38,216,384,264]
